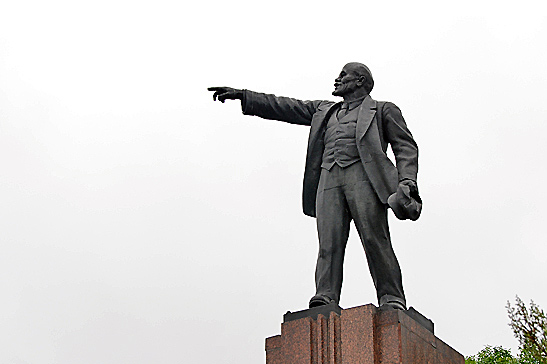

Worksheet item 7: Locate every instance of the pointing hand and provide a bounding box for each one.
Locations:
[207,87,243,103]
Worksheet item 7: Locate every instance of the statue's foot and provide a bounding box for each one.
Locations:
[309,294,335,308]
[379,294,406,311]
[379,301,406,310]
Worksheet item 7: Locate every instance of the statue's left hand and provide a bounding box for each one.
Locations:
[207,87,243,103]
[399,179,419,200]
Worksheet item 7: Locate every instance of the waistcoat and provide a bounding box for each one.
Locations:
[321,104,361,170]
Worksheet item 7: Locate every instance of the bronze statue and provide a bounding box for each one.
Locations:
[208,62,421,310]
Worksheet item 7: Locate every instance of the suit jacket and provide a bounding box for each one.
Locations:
[242,90,418,217]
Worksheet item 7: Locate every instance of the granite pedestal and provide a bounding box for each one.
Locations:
[265,304,463,364]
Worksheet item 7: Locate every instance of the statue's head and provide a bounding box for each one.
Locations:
[332,62,374,97]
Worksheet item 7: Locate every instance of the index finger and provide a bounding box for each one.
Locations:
[207,87,223,91]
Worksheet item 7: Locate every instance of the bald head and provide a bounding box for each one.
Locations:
[332,62,375,100]
[344,62,374,94]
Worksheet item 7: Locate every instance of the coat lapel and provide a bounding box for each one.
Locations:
[356,95,377,142]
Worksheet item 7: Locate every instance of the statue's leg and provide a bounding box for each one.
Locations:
[344,163,406,308]
[313,165,351,306]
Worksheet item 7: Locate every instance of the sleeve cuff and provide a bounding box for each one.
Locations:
[241,89,252,115]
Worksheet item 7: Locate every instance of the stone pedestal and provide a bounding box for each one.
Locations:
[265,304,464,364]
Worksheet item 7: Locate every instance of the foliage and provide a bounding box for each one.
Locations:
[465,346,518,364]
[464,345,541,364]
[465,297,547,364]
[507,296,547,364]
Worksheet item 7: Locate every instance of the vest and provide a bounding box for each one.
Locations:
[321,104,361,170]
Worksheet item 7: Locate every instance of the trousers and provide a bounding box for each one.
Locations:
[314,162,405,306]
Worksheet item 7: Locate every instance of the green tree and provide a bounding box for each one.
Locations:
[465,297,547,364]
[465,345,518,364]
[507,296,547,364]
[464,345,540,364]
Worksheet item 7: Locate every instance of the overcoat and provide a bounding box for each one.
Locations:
[242,90,418,217]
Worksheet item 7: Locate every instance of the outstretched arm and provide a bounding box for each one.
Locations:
[208,87,326,126]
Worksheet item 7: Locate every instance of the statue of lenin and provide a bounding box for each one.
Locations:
[208,62,421,310]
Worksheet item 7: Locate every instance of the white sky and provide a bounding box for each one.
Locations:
[1,1,547,363]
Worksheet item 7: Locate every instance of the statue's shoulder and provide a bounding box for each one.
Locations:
[374,100,402,117]
[377,100,399,110]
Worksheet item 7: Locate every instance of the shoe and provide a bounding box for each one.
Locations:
[379,294,406,311]
[309,294,334,308]
[379,301,406,311]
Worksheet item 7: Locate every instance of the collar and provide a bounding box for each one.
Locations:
[341,95,367,111]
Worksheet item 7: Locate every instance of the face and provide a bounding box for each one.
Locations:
[332,65,362,97]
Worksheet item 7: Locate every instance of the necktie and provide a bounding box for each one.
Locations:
[338,103,349,119]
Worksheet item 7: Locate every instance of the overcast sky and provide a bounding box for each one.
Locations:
[1,1,547,363]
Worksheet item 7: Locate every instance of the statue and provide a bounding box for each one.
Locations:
[208,62,421,310]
